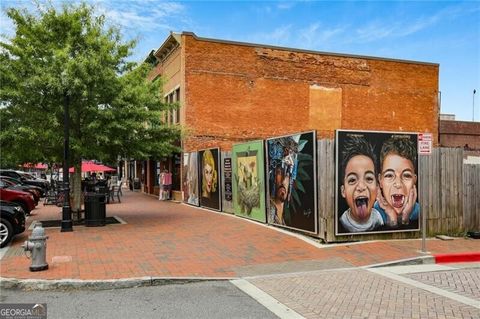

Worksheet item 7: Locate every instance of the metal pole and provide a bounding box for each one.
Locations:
[61,92,73,232]
[473,89,477,122]
[421,144,427,253]
[421,199,427,252]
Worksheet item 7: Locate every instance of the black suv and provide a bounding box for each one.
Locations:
[0,200,26,248]
[0,170,49,196]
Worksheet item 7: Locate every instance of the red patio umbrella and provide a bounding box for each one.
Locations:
[94,163,116,172]
[69,161,116,173]
[22,163,48,170]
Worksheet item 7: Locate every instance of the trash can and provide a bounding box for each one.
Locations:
[84,181,96,192]
[96,185,110,204]
[84,192,106,227]
[96,185,108,195]
[133,178,141,190]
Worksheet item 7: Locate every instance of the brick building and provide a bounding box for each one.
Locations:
[439,118,480,163]
[130,32,439,200]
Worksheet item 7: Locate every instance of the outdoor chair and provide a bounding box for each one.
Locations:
[109,185,121,203]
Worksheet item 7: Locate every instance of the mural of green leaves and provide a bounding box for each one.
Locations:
[232,140,266,222]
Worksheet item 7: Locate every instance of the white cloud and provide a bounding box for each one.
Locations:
[353,3,476,43]
[277,2,295,10]
[96,0,186,32]
[355,21,395,42]
[299,22,346,49]
[247,24,293,46]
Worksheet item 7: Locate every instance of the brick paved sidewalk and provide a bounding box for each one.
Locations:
[1,191,478,280]
[249,266,480,319]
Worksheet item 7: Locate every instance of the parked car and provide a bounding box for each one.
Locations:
[0,170,49,196]
[0,200,26,248]
[0,177,41,205]
[0,176,43,196]
[0,180,36,215]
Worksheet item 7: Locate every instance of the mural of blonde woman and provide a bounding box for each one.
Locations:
[202,149,218,198]
[184,152,199,206]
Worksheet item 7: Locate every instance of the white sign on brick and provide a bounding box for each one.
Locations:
[418,133,433,155]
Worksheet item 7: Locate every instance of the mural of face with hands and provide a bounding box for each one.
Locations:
[378,136,418,225]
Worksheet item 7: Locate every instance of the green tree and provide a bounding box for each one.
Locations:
[0,2,181,212]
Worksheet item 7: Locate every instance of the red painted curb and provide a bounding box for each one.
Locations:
[434,252,480,263]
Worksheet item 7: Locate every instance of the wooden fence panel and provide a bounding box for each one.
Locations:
[455,149,465,230]
[464,164,480,231]
[419,149,433,234]
[433,148,440,230]
[317,139,335,241]
[318,143,469,242]
[419,147,464,235]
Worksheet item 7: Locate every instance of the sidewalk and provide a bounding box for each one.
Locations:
[1,191,478,285]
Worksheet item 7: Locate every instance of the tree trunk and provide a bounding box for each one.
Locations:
[71,161,83,216]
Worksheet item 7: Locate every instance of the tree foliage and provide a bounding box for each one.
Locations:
[0,1,181,211]
[0,2,180,168]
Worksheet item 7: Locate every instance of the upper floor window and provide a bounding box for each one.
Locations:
[164,87,180,125]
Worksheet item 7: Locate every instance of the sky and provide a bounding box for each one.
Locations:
[1,0,479,121]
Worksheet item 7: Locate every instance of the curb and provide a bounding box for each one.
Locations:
[434,252,480,264]
[0,276,235,291]
[365,255,435,268]
[3,253,479,291]
[0,255,438,291]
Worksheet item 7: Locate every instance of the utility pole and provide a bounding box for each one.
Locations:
[473,89,477,121]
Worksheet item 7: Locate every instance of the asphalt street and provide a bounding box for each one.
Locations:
[0,281,278,319]
[1,263,479,319]
[2,191,479,319]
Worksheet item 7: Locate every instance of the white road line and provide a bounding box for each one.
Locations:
[368,267,480,309]
[231,279,306,319]
[370,264,456,274]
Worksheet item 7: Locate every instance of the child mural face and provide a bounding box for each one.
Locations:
[341,155,378,223]
[379,154,417,215]
[204,163,214,193]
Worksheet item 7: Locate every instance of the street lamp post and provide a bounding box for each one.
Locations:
[473,89,477,122]
[61,90,73,232]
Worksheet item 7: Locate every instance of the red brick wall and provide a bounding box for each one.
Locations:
[181,34,439,151]
[440,120,480,150]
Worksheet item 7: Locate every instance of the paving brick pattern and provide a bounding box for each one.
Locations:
[249,269,480,319]
[0,192,337,280]
[1,191,479,281]
[406,269,480,300]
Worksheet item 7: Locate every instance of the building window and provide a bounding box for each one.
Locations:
[175,88,180,124]
[164,87,181,125]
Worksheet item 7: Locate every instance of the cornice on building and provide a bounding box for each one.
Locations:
[149,31,439,67]
[180,31,438,67]
[153,32,182,64]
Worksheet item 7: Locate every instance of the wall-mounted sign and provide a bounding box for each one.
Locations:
[224,158,232,202]
[418,133,433,155]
